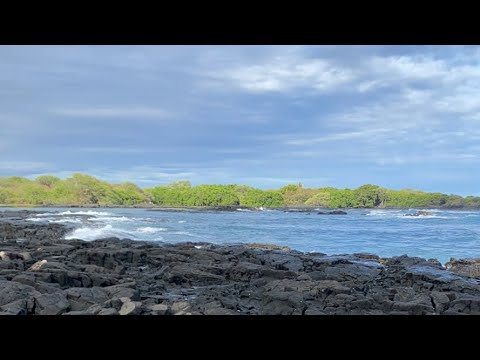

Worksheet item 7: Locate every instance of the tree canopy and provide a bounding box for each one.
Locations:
[0,174,478,209]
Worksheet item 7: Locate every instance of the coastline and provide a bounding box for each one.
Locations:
[1,210,479,315]
[2,204,480,212]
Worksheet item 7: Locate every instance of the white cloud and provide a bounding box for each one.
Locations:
[206,56,355,93]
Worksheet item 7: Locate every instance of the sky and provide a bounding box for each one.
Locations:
[1,45,479,195]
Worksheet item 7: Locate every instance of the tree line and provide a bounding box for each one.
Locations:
[0,174,479,208]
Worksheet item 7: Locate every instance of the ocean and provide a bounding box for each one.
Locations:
[11,207,480,264]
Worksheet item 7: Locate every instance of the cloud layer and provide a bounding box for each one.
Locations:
[1,45,479,195]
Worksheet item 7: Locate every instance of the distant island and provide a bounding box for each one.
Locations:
[1,173,479,209]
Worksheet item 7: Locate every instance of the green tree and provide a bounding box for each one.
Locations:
[35,175,61,188]
[354,184,387,208]
[240,189,284,207]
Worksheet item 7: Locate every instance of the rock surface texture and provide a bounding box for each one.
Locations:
[1,210,479,315]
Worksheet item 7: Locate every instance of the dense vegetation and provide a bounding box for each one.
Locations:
[0,174,479,209]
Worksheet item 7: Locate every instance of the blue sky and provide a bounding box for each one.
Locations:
[1,45,479,195]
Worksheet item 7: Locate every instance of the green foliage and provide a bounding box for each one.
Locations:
[112,182,152,205]
[354,184,387,208]
[35,175,61,188]
[240,189,284,207]
[166,180,192,190]
[0,188,14,204]
[283,187,318,206]
[1,173,479,209]
[305,190,331,207]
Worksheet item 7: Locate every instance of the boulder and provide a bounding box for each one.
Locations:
[34,292,70,315]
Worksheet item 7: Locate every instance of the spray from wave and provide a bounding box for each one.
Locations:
[64,225,136,241]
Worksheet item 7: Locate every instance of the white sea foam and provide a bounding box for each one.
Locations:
[401,215,452,219]
[65,225,135,241]
[236,208,251,212]
[49,218,83,224]
[366,210,401,217]
[178,220,186,223]
[135,227,167,234]
[26,217,48,222]
[89,216,131,222]
[58,210,113,216]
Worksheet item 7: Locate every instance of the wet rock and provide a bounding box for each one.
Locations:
[404,211,433,217]
[317,211,347,215]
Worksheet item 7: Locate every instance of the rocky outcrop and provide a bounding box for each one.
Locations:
[445,258,480,278]
[317,211,347,215]
[1,210,480,315]
[404,211,433,217]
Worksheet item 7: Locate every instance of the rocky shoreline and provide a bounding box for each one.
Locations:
[1,210,479,315]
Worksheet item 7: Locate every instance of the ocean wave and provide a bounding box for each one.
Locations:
[236,208,252,212]
[58,210,113,216]
[400,215,452,219]
[26,217,49,222]
[366,210,402,217]
[135,226,167,234]
[178,220,186,223]
[88,216,132,222]
[64,224,135,241]
[49,218,84,224]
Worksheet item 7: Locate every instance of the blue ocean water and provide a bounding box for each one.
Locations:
[15,207,480,264]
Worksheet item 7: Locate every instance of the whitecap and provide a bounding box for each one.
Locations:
[49,218,83,224]
[135,227,167,234]
[35,213,56,217]
[89,216,131,222]
[58,210,113,216]
[64,224,135,241]
[26,217,49,222]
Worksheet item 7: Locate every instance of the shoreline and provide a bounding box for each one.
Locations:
[1,210,479,315]
[2,204,480,212]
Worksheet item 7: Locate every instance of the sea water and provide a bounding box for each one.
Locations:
[14,207,480,264]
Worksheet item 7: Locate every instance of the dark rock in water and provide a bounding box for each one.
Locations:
[317,211,347,215]
[1,209,480,315]
[404,211,433,217]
